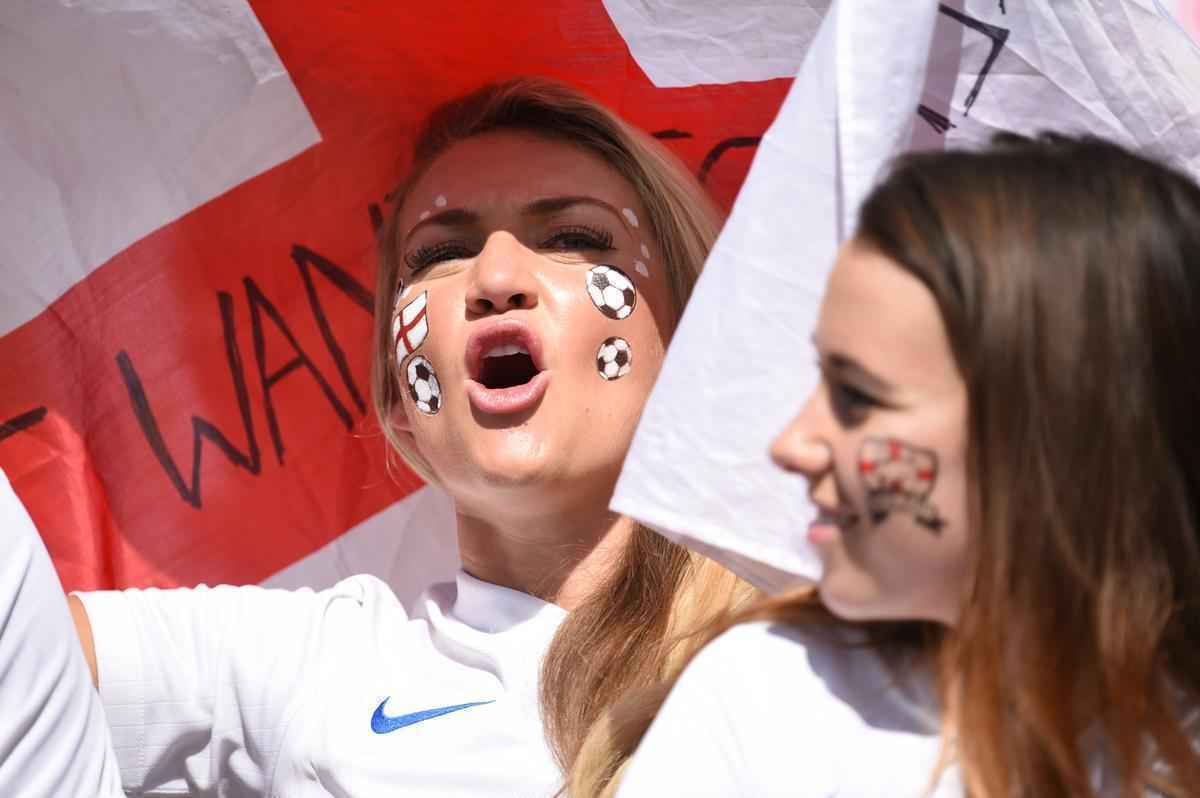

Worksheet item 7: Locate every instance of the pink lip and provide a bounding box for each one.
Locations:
[466,371,551,415]
[463,319,550,416]
[808,505,855,545]
[807,522,840,546]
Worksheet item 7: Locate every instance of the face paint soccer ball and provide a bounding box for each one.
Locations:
[586,264,637,320]
[406,356,441,415]
[596,337,632,381]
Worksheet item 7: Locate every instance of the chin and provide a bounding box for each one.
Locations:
[816,575,892,623]
[818,576,952,627]
[460,430,563,488]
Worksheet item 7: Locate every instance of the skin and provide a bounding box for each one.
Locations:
[390,130,674,609]
[770,238,970,626]
[70,129,676,688]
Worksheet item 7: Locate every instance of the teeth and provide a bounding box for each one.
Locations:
[483,343,529,358]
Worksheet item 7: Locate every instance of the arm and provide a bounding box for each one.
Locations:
[72,580,331,795]
[69,593,99,688]
[0,470,122,797]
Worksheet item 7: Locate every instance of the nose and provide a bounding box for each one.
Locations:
[770,389,833,479]
[466,231,540,315]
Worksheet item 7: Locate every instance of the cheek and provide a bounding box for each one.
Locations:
[832,437,971,617]
[574,263,667,381]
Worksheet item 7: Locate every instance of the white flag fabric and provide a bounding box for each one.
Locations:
[0,0,319,337]
[613,0,1200,591]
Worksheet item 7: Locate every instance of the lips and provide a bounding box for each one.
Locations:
[808,504,859,545]
[464,319,550,415]
[814,506,859,528]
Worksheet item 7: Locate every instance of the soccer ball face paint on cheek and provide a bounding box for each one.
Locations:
[586,264,637,320]
[389,130,677,497]
[596,337,632,381]
[406,355,442,415]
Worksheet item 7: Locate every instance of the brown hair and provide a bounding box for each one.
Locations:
[574,134,1200,797]
[369,77,757,785]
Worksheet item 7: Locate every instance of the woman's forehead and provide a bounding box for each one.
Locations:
[817,239,956,392]
[403,130,642,221]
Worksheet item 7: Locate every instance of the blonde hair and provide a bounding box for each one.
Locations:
[369,77,759,786]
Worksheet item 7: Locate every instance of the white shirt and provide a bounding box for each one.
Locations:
[617,621,962,798]
[0,469,123,797]
[76,571,567,797]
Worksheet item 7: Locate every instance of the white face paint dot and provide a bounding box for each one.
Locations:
[418,210,431,221]
[634,260,650,277]
[640,243,650,259]
[434,195,448,207]
[622,208,639,228]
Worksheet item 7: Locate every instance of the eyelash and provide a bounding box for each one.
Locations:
[542,225,614,252]
[831,381,877,410]
[403,225,615,274]
[405,241,473,273]
[822,372,880,427]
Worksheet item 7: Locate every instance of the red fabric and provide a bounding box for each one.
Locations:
[0,1,790,591]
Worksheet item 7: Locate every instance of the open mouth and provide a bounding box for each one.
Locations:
[479,344,539,389]
[464,320,550,415]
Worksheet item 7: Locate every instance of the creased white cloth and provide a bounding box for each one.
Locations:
[0,468,123,797]
[0,0,319,336]
[613,0,1200,590]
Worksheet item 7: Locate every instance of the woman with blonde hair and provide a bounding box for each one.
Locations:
[68,76,750,796]
[574,134,1200,797]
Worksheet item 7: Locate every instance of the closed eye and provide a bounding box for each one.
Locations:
[540,225,614,253]
[405,240,477,273]
[827,377,880,428]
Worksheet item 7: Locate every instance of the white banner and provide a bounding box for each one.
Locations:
[615,0,1200,591]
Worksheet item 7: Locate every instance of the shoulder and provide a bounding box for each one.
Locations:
[682,620,866,694]
[678,619,941,747]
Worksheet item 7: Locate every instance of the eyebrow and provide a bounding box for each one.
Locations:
[821,351,898,398]
[402,195,628,241]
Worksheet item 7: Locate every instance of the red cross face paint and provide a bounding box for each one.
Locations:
[858,437,944,532]
[596,337,632,381]
[586,264,637,320]
[406,355,441,416]
[393,290,429,362]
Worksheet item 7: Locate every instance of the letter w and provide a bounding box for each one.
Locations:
[116,292,260,508]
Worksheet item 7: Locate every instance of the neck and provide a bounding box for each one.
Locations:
[455,499,635,610]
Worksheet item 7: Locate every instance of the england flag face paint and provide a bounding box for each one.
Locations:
[406,355,441,416]
[586,264,637,320]
[858,436,944,532]
[393,291,429,362]
[596,337,632,381]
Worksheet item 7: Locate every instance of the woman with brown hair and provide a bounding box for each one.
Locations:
[576,134,1200,797]
[68,77,750,796]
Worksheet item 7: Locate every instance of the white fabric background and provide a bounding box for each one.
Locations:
[0,0,319,336]
[613,0,1200,590]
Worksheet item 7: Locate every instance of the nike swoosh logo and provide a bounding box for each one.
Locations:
[370,698,494,734]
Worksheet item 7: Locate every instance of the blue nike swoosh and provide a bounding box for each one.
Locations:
[370,698,494,734]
